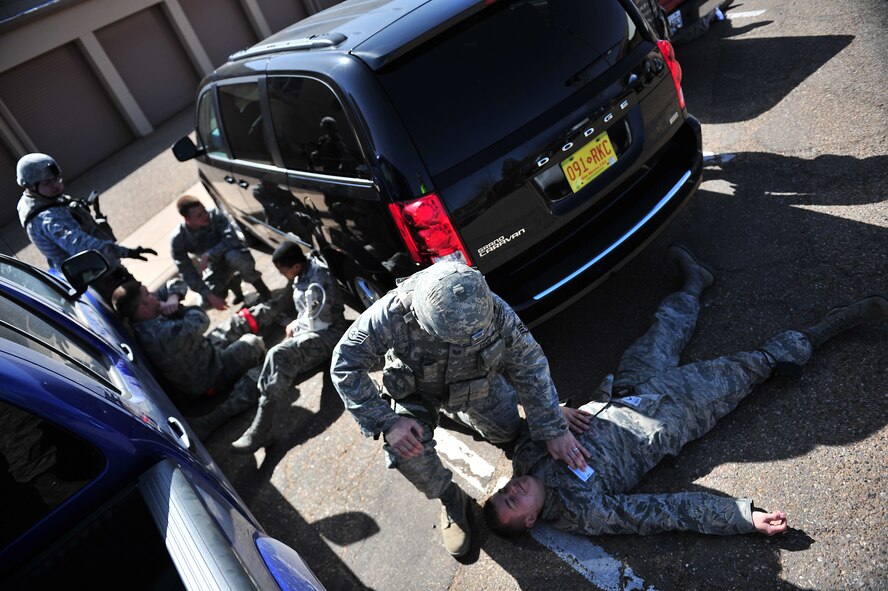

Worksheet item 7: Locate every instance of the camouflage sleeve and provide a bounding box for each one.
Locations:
[330,296,403,438]
[495,295,567,442]
[204,210,244,257]
[170,229,208,296]
[571,492,756,536]
[42,211,126,265]
[150,307,211,347]
[155,278,189,302]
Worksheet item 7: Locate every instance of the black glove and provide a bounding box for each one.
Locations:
[124,246,158,261]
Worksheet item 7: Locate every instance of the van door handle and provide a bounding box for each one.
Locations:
[224,176,236,183]
[237,180,249,189]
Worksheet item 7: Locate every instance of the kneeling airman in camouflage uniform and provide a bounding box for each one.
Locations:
[485,245,888,539]
[331,261,586,557]
[171,195,271,311]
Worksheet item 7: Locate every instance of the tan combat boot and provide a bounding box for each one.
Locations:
[439,483,472,557]
[668,244,715,297]
[803,295,888,348]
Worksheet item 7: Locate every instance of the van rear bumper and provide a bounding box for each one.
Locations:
[485,115,703,326]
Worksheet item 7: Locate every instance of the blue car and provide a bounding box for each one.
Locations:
[0,251,325,590]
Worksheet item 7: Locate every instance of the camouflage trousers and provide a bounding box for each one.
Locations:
[595,292,812,484]
[385,373,522,500]
[204,248,261,298]
[257,327,342,400]
[208,316,265,394]
[206,301,283,349]
[613,292,812,392]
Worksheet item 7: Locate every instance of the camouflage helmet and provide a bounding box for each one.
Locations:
[412,262,494,344]
[16,153,61,188]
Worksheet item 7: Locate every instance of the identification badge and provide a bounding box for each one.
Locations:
[619,395,642,407]
[568,464,595,482]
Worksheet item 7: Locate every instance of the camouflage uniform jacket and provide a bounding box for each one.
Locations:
[17,192,127,270]
[290,255,348,337]
[131,280,222,395]
[331,275,567,442]
[170,209,246,297]
[511,375,756,536]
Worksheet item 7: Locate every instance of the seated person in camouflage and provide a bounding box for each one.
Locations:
[170,195,271,311]
[234,243,350,453]
[192,243,350,453]
[111,279,266,401]
[15,153,156,301]
[484,246,888,539]
[331,261,587,558]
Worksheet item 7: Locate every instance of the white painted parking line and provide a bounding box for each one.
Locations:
[438,433,657,590]
[703,152,736,163]
[435,429,495,496]
[531,524,656,591]
[729,9,767,18]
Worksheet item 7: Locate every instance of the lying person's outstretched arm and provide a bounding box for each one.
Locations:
[752,509,788,535]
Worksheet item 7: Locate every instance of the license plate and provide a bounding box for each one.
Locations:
[560,131,618,193]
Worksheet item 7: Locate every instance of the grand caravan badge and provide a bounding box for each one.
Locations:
[477,228,526,258]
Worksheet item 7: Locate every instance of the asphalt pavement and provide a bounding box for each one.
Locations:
[214,2,884,590]
[3,0,885,589]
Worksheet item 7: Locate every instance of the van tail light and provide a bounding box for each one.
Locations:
[657,39,685,110]
[388,193,474,266]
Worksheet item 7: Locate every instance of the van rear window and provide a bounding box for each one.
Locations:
[376,0,640,176]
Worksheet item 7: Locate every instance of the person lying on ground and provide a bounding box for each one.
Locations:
[485,246,887,539]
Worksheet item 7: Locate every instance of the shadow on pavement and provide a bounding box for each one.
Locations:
[678,24,854,124]
[259,371,346,471]
[525,150,886,589]
[247,483,376,590]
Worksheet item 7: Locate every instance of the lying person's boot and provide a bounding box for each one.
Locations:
[231,395,276,454]
[668,244,715,297]
[439,482,473,557]
[802,295,888,348]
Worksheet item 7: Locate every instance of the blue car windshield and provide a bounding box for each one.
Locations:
[0,293,114,387]
[0,261,78,316]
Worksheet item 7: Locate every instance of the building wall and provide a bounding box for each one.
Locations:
[0,0,339,227]
[94,5,201,127]
[179,0,258,69]
[0,42,134,189]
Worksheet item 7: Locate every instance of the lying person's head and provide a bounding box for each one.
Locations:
[112,281,158,321]
[483,475,546,537]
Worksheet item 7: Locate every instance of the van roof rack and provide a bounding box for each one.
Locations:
[229,32,347,62]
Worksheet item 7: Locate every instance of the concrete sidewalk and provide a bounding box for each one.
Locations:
[119,182,214,294]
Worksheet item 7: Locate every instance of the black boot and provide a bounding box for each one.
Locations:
[252,279,272,302]
[189,386,258,440]
[231,394,276,454]
[230,277,245,305]
[668,244,715,297]
[802,295,888,349]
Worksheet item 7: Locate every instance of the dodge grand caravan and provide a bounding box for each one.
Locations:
[173,0,703,324]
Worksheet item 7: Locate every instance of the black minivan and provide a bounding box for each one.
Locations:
[173,0,703,324]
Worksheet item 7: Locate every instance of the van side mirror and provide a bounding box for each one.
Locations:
[171,136,205,162]
[61,250,110,299]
